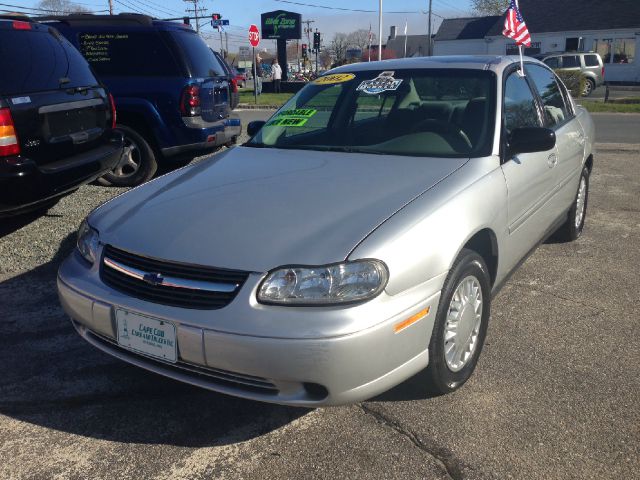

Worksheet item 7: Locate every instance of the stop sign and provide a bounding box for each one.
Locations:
[248,24,260,47]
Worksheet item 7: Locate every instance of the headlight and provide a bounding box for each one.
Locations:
[77,219,100,264]
[257,260,388,305]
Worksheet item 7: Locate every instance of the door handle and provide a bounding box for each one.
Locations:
[548,154,558,168]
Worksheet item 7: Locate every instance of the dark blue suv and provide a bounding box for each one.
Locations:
[44,14,241,186]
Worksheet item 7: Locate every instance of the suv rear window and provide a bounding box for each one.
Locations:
[78,31,180,76]
[584,54,600,67]
[169,30,226,78]
[0,28,98,95]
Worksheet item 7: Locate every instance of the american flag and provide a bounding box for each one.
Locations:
[503,0,531,47]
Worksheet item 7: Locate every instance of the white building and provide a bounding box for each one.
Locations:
[434,0,640,83]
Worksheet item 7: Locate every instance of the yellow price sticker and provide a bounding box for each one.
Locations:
[313,73,356,85]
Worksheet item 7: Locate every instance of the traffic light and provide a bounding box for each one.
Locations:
[313,32,321,51]
[183,17,190,25]
[302,43,308,59]
[211,13,221,21]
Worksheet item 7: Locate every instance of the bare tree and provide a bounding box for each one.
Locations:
[329,32,349,63]
[347,29,375,52]
[470,0,509,16]
[38,0,91,15]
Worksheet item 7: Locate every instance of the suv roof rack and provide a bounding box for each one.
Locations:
[0,14,34,21]
[38,13,156,26]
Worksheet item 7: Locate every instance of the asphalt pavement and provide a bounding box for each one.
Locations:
[0,114,638,479]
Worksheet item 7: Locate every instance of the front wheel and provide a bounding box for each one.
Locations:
[98,124,157,187]
[424,249,491,395]
[555,166,589,242]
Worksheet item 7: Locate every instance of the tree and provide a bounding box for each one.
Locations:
[38,0,91,14]
[347,29,375,52]
[329,32,349,63]
[470,0,509,16]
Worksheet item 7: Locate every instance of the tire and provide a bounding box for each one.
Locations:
[582,78,595,97]
[424,248,491,395]
[555,166,589,242]
[98,124,157,187]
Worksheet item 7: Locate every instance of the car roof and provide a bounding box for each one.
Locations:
[38,13,191,31]
[329,55,546,75]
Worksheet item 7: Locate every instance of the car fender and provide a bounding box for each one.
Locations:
[348,156,507,297]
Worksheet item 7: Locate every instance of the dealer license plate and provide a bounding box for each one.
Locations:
[116,310,177,363]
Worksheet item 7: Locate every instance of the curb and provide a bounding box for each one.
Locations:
[595,142,640,152]
[237,104,280,110]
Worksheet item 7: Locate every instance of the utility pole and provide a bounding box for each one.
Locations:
[302,19,314,71]
[427,0,433,56]
[184,0,207,34]
[225,31,228,58]
[108,0,113,15]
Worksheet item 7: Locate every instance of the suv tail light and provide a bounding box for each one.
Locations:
[0,108,20,157]
[108,93,117,129]
[180,84,201,117]
[230,78,238,94]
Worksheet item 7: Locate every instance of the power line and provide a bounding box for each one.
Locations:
[0,2,107,13]
[272,0,423,14]
[114,0,148,14]
[126,0,177,16]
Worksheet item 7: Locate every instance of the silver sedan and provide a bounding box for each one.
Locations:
[58,56,595,406]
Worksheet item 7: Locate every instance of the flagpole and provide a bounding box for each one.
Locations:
[403,19,408,57]
[515,0,525,76]
[378,0,383,61]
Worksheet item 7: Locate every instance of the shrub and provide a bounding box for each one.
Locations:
[554,70,586,98]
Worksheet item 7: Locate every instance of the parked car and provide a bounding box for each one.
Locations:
[0,16,122,216]
[234,67,248,88]
[42,14,240,186]
[58,56,594,406]
[212,50,240,110]
[533,52,604,97]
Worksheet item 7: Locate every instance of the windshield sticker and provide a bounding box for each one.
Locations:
[276,108,317,118]
[356,71,403,95]
[266,117,309,127]
[313,73,356,85]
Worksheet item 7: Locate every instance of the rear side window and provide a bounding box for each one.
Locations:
[525,64,570,127]
[584,55,600,67]
[78,31,180,76]
[169,31,226,77]
[562,55,580,68]
[0,28,98,95]
[543,57,560,69]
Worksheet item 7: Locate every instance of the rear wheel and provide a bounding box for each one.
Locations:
[582,78,595,97]
[555,166,589,242]
[98,124,157,187]
[424,249,491,395]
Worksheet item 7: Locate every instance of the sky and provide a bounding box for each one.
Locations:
[14,0,477,52]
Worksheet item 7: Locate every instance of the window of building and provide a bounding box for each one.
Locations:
[525,64,570,127]
[594,38,635,64]
[613,38,635,64]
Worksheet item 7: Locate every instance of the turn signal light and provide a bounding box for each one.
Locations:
[0,108,20,157]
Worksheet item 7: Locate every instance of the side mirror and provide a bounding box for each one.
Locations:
[247,120,266,137]
[508,127,556,155]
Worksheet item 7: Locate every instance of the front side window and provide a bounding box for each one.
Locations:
[248,69,496,158]
[525,65,570,127]
[503,71,540,133]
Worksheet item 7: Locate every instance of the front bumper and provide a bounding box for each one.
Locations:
[58,252,443,406]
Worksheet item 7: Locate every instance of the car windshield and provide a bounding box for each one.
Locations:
[248,68,496,158]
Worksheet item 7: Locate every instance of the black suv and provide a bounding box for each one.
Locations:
[44,14,241,186]
[0,17,123,216]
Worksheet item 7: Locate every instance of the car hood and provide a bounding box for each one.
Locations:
[91,147,467,272]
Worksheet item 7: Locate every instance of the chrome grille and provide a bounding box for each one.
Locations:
[101,245,249,309]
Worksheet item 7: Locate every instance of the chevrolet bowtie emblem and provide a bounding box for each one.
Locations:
[142,272,164,286]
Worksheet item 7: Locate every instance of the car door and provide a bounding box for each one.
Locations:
[500,67,558,268]
[525,64,585,219]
